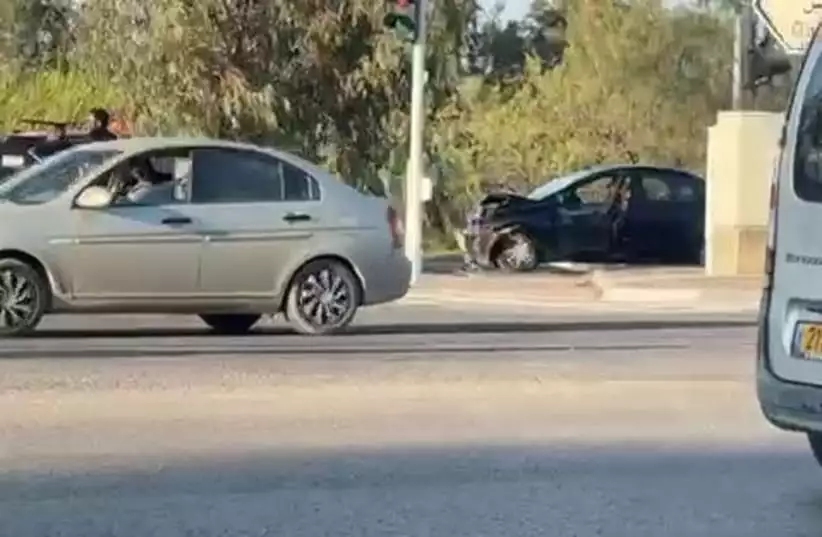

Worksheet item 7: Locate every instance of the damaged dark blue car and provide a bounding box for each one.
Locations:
[464,164,705,272]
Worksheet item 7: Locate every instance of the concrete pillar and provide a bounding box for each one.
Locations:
[704,111,782,276]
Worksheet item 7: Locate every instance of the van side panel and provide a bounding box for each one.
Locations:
[768,40,822,387]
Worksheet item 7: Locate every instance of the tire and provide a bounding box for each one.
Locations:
[284,259,361,335]
[808,433,822,468]
[0,258,48,337]
[493,232,539,272]
[199,313,260,334]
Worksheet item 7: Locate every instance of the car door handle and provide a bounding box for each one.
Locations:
[283,213,311,223]
[161,217,192,225]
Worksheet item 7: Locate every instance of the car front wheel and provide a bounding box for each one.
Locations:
[493,232,539,272]
[284,259,360,335]
[0,258,48,337]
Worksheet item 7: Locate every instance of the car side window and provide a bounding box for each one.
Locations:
[191,148,283,204]
[572,174,618,205]
[93,149,191,207]
[639,174,673,201]
[281,161,321,201]
[668,176,698,203]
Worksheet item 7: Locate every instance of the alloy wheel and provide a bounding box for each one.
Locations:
[499,234,537,271]
[0,267,37,330]
[295,266,353,328]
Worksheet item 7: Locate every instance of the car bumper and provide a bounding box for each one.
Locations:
[360,250,411,306]
[758,293,822,433]
[463,229,496,268]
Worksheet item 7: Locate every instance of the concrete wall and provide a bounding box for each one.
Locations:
[704,111,782,276]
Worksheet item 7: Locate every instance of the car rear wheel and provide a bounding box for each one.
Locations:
[0,258,48,337]
[284,259,360,335]
[199,314,261,334]
[493,232,538,272]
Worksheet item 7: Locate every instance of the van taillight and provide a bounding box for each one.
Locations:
[764,178,778,290]
[387,206,403,249]
[769,182,777,211]
[764,246,775,289]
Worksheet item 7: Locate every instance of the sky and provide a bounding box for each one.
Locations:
[483,0,530,21]
[483,0,694,22]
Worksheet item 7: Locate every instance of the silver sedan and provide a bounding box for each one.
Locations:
[0,137,411,336]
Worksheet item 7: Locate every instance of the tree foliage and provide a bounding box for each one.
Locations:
[0,0,766,245]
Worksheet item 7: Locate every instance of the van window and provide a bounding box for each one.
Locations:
[794,51,822,202]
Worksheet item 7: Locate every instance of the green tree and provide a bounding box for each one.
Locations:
[431,0,734,236]
[0,0,75,66]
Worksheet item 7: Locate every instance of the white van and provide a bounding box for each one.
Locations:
[759,26,822,465]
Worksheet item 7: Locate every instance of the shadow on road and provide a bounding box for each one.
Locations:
[0,443,818,537]
[351,319,754,335]
[24,318,755,340]
[0,342,689,360]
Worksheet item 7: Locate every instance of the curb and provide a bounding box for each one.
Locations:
[402,291,759,314]
[406,269,761,310]
[590,270,760,305]
[404,290,599,307]
[598,287,703,303]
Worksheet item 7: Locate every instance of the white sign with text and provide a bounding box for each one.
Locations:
[754,0,822,54]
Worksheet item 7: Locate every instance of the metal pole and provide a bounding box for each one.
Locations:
[403,0,427,285]
[732,12,744,110]
[733,3,755,110]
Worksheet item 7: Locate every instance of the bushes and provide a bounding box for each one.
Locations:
[0,0,751,246]
[0,69,127,129]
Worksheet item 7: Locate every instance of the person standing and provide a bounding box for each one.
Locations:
[86,108,118,142]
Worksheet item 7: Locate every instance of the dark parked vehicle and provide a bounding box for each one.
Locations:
[0,120,89,181]
[465,164,705,271]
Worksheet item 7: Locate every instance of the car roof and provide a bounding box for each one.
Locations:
[527,163,703,201]
[595,163,704,180]
[85,137,285,155]
[81,137,325,174]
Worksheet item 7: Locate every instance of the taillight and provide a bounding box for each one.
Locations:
[764,246,775,290]
[387,206,403,249]
[764,173,779,290]
[768,182,777,211]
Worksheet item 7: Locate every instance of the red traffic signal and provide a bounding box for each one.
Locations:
[384,0,417,40]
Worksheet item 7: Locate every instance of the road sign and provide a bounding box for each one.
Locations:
[753,0,822,55]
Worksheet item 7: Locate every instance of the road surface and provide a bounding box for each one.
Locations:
[1,305,819,537]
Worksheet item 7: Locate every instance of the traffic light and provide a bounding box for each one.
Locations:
[743,33,792,90]
[383,0,417,42]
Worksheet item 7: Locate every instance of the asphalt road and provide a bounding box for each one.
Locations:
[1,304,819,537]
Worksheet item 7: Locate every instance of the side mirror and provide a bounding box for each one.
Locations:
[75,185,113,209]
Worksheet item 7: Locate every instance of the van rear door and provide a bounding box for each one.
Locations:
[767,34,822,386]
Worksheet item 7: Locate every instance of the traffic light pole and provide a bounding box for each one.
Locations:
[732,9,744,109]
[403,0,427,286]
[733,2,755,110]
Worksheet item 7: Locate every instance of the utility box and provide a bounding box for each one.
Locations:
[705,110,782,276]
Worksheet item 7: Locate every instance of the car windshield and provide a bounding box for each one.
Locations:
[0,148,121,205]
[526,169,594,200]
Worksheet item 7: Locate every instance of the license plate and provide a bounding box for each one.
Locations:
[796,322,822,359]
